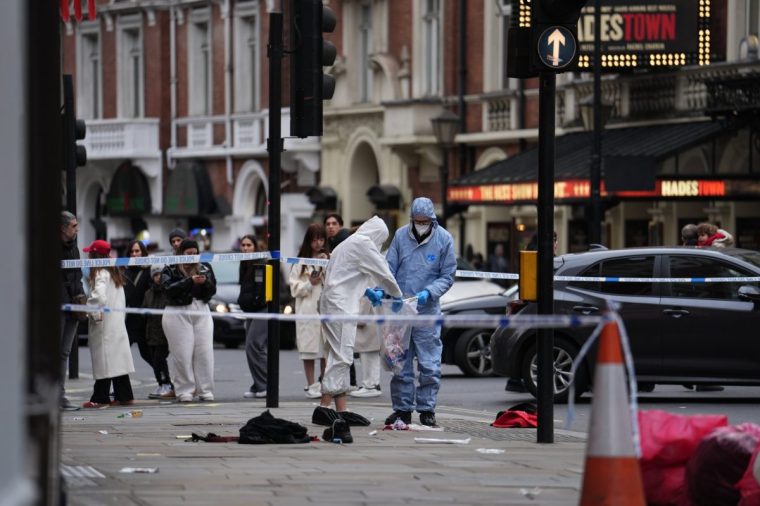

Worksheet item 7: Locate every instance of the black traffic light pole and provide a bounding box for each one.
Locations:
[589,0,603,245]
[62,74,81,380]
[266,10,283,408]
[536,72,556,444]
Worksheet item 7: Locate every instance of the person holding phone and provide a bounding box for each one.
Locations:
[160,239,217,402]
[289,224,329,398]
[238,234,268,399]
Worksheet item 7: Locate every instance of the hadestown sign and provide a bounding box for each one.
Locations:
[576,0,710,69]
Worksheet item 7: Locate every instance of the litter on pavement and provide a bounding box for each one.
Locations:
[414,437,471,444]
[476,448,505,454]
[97,430,108,435]
[120,467,158,474]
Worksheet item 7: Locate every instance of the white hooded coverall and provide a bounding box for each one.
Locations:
[319,216,402,395]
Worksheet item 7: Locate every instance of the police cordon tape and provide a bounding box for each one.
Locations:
[61,252,760,283]
[61,303,603,329]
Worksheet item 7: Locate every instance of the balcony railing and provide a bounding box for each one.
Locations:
[172,112,269,156]
[479,61,759,133]
[83,118,161,160]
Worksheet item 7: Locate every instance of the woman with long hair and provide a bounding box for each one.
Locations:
[289,224,328,398]
[161,238,217,402]
[81,240,135,408]
[238,234,268,399]
[122,240,157,396]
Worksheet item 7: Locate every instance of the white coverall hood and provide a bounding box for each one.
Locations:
[353,215,389,250]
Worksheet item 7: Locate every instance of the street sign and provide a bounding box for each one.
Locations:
[536,26,577,70]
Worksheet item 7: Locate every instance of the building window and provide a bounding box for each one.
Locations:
[118,18,144,118]
[189,12,212,116]
[77,28,102,119]
[422,0,441,96]
[234,2,260,113]
[358,3,373,102]
[749,0,760,37]
[498,0,514,89]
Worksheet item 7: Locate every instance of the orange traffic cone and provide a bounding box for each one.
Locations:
[579,321,646,506]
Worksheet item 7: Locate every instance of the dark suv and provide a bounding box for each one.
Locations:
[491,247,760,402]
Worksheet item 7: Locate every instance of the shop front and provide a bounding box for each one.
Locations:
[449,120,760,266]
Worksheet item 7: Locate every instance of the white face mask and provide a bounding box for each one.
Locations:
[414,223,431,236]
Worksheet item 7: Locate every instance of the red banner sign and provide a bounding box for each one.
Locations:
[448,179,760,205]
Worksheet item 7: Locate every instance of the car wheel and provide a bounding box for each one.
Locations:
[454,328,494,377]
[520,339,587,404]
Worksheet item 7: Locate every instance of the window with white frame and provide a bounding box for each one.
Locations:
[498,0,515,89]
[749,0,760,36]
[422,0,441,96]
[234,1,260,112]
[77,25,102,119]
[358,2,373,102]
[189,9,212,116]
[117,15,144,118]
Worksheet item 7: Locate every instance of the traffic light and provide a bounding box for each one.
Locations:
[290,0,337,138]
[62,75,87,171]
[530,0,587,72]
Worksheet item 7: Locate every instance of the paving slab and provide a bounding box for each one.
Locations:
[61,397,587,506]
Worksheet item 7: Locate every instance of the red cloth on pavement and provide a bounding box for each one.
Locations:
[491,410,538,428]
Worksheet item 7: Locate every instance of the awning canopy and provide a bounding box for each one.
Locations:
[448,121,738,205]
[164,161,219,216]
[366,184,401,210]
[306,185,337,211]
[106,162,152,216]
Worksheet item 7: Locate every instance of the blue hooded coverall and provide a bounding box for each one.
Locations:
[386,197,457,414]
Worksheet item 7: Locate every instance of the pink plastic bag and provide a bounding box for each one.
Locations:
[686,424,760,506]
[638,410,728,505]
[738,443,760,506]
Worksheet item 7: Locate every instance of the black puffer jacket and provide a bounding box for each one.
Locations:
[61,238,84,304]
[123,266,152,337]
[161,263,217,306]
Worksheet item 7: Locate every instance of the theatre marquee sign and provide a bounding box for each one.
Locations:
[448,179,760,205]
[575,0,712,70]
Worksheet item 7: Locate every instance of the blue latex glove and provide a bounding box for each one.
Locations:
[391,297,404,313]
[364,288,383,307]
[415,289,430,306]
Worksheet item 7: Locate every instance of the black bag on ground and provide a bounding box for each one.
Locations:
[238,410,311,444]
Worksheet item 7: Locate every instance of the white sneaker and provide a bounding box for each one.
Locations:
[305,382,322,399]
[350,386,382,398]
[148,385,163,399]
[198,394,214,402]
[243,391,255,399]
[254,390,267,398]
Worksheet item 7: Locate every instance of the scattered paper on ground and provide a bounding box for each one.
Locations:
[407,423,444,432]
[520,487,541,500]
[414,437,471,444]
[476,448,505,454]
[120,467,158,474]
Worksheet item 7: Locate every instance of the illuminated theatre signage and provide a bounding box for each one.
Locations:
[448,179,760,204]
[576,0,712,70]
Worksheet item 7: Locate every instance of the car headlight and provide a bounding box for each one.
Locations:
[209,299,229,313]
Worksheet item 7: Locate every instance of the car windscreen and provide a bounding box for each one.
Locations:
[212,261,240,284]
[728,250,760,270]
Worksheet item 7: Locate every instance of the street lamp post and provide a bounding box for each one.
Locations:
[579,91,613,246]
[431,109,461,228]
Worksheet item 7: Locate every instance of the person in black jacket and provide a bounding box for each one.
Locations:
[60,211,86,411]
[160,239,217,402]
[324,213,350,252]
[142,264,174,399]
[237,234,268,399]
[122,240,155,395]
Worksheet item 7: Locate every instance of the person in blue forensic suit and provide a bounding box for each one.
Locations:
[384,197,457,427]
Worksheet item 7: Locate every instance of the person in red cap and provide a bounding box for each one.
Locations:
[81,240,135,408]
